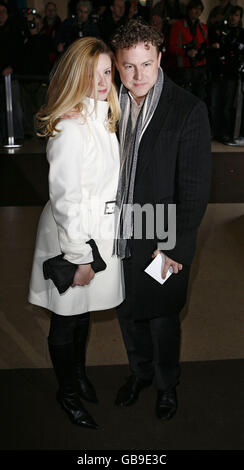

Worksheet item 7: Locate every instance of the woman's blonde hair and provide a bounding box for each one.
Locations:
[36,37,120,136]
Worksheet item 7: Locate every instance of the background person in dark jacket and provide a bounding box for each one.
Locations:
[208,5,244,142]
[111,18,211,421]
[152,0,185,30]
[42,2,61,65]
[207,0,233,30]
[18,12,52,137]
[152,0,185,77]
[56,0,100,55]
[100,0,126,45]
[125,0,150,22]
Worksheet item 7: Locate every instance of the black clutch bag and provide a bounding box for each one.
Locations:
[43,239,107,294]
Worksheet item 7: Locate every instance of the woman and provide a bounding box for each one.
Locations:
[28,37,124,429]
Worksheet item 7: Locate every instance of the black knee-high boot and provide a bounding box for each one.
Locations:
[74,313,98,403]
[48,341,98,428]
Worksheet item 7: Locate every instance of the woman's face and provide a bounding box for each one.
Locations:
[89,53,112,101]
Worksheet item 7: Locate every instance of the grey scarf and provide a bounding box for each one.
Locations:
[114,67,164,259]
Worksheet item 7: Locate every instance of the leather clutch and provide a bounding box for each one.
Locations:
[43,239,107,294]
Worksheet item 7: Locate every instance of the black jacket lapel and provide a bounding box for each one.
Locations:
[136,75,173,181]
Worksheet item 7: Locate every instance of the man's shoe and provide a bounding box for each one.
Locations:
[115,375,152,407]
[156,388,177,420]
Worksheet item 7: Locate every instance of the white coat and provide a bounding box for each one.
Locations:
[28,97,124,315]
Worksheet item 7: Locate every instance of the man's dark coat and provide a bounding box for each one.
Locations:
[124,74,212,320]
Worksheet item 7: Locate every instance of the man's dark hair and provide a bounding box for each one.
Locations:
[111,17,164,52]
[186,0,204,13]
[229,5,243,19]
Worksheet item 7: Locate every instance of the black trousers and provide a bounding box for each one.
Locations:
[48,312,90,346]
[117,259,181,391]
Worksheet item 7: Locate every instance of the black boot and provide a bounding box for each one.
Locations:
[48,341,98,428]
[74,314,98,403]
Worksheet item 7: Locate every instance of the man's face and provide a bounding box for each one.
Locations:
[111,0,125,20]
[46,4,57,19]
[151,14,163,33]
[229,11,241,27]
[115,42,161,104]
[188,6,202,21]
[77,6,89,23]
[0,5,8,26]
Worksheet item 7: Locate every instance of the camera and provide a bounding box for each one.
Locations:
[25,8,37,15]
[183,40,197,53]
[27,18,37,29]
[25,8,37,29]
[183,40,207,66]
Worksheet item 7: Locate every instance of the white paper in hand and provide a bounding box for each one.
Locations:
[144,253,173,285]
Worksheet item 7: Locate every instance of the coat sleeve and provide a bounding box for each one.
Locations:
[47,119,93,265]
[161,100,212,265]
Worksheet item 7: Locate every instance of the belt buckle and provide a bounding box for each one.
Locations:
[104,200,116,215]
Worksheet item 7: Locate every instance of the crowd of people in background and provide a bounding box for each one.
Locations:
[1,0,244,143]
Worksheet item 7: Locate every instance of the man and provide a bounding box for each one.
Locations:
[56,0,100,54]
[42,2,61,64]
[18,12,51,137]
[152,0,185,26]
[207,0,233,29]
[151,1,185,77]
[43,2,61,38]
[125,0,150,22]
[111,18,211,420]
[169,0,208,100]
[208,5,244,142]
[100,0,126,45]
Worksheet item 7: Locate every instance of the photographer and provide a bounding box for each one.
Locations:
[56,1,100,55]
[99,0,126,45]
[151,1,185,77]
[169,0,208,100]
[18,11,52,137]
[152,0,185,33]
[207,0,233,30]
[125,0,150,22]
[42,2,61,64]
[208,5,244,142]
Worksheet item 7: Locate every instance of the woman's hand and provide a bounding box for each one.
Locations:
[152,250,183,279]
[72,264,95,287]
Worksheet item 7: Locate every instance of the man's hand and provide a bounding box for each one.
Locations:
[72,264,95,287]
[212,42,220,49]
[187,49,198,58]
[152,250,183,279]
